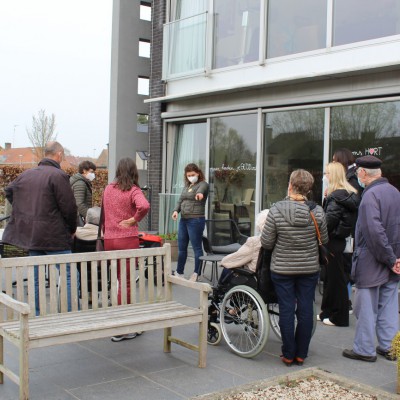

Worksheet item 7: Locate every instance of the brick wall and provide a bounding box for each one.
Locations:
[148,0,166,231]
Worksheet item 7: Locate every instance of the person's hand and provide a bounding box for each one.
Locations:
[172,211,178,221]
[195,193,204,201]
[392,259,400,275]
[119,218,136,228]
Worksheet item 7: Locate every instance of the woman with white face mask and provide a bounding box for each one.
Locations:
[171,163,209,281]
[70,160,97,226]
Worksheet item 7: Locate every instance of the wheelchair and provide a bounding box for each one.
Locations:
[207,264,317,359]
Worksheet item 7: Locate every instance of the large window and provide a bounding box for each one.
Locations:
[333,0,400,46]
[213,0,260,69]
[267,0,327,58]
[263,109,325,208]
[160,122,207,234]
[210,114,257,235]
[163,1,207,78]
[330,101,400,189]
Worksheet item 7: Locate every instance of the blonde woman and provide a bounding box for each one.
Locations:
[318,162,360,327]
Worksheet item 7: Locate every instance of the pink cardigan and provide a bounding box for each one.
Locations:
[221,236,261,272]
[103,183,150,239]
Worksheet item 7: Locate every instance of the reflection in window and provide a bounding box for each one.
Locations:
[137,114,149,132]
[213,0,260,69]
[263,109,325,208]
[210,114,257,235]
[267,0,327,58]
[333,0,400,46]
[330,101,400,189]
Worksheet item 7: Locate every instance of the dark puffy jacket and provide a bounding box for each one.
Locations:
[3,158,77,251]
[261,199,328,275]
[70,173,93,218]
[323,189,360,240]
[173,181,209,218]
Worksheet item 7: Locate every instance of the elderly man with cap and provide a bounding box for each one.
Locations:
[343,155,400,362]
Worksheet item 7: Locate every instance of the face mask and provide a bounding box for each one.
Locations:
[187,175,198,184]
[322,175,329,188]
[86,172,95,182]
[357,177,365,189]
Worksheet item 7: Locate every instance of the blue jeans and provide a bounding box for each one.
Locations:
[176,217,205,275]
[30,250,79,316]
[271,272,318,360]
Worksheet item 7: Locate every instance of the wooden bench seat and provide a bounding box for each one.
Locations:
[0,244,211,400]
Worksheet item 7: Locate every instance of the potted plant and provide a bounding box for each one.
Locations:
[159,232,178,262]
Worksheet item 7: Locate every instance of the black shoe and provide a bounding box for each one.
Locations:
[376,346,397,361]
[348,300,353,315]
[342,349,377,362]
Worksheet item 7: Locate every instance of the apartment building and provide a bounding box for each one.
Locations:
[112,0,400,233]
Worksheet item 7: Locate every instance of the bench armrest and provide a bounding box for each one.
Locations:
[0,291,31,315]
[167,275,212,293]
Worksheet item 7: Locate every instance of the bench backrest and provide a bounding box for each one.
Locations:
[0,244,171,321]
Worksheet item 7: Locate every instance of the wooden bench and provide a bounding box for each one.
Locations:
[0,244,211,400]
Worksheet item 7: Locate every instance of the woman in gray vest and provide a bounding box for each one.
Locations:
[172,163,209,282]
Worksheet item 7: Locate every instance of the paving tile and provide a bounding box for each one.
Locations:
[147,364,249,398]
[69,375,184,400]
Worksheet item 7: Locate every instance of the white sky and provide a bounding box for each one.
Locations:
[0,0,112,158]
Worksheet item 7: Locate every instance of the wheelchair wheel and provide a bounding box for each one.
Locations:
[207,322,222,346]
[220,285,269,358]
[267,302,317,340]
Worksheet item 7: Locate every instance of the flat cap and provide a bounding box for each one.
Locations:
[355,155,382,169]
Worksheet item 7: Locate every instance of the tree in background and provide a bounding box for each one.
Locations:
[26,109,57,160]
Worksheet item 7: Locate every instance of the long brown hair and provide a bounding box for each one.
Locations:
[115,157,139,191]
[184,163,205,185]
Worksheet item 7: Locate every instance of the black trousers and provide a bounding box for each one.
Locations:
[320,238,349,327]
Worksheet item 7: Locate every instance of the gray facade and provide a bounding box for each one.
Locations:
[109,0,152,185]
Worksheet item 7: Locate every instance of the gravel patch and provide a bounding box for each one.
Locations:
[215,376,377,400]
[193,368,398,400]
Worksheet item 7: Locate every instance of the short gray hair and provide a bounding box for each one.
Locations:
[255,209,269,233]
[44,141,63,156]
[363,168,381,177]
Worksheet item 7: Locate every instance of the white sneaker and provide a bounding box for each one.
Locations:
[316,314,321,321]
[173,271,185,279]
[323,318,335,326]
[189,273,198,282]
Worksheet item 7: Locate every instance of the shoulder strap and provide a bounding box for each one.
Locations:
[309,211,322,245]
[97,195,105,240]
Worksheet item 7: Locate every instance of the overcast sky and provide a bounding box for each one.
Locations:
[0,0,112,158]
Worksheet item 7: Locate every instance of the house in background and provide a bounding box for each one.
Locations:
[110,0,400,233]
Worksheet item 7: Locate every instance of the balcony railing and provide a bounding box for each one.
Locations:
[162,12,208,80]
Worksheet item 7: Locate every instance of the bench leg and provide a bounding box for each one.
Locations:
[0,335,3,384]
[198,320,207,368]
[163,327,171,353]
[19,314,29,400]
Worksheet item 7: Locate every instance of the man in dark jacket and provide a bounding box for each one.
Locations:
[3,141,78,314]
[343,155,400,362]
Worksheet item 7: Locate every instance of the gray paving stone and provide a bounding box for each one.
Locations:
[69,375,184,400]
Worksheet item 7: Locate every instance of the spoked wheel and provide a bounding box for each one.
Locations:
[207,322,222,345]
[267,302,317,340]
[220,285,269,358]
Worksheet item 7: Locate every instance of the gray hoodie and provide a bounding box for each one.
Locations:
[261,199,328,275]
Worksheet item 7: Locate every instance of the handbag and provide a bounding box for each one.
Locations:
[310,211,332,266]
[256,247,277,304]
[343,235,354,254]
